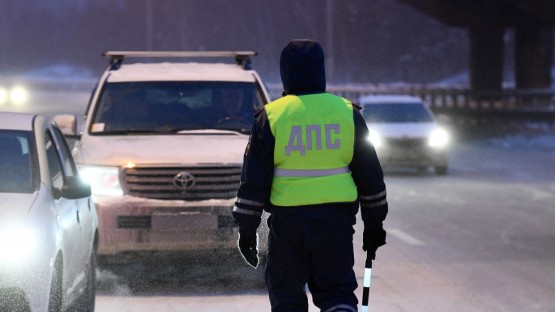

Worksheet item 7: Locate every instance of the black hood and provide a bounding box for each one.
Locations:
[280,39,326,96]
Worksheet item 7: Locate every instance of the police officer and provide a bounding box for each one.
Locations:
[233,39,388,312]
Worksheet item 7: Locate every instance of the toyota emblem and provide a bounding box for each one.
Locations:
[173,172,196,190]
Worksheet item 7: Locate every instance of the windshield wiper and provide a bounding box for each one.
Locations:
[176,128,250,135]
[97,129,161,135]
[97,127,251,135]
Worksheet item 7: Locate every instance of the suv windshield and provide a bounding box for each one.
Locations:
[362,103,434,123]
[0,131,35,193]
[91,81,265,134]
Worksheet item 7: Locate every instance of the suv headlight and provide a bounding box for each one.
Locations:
[0,226,37,265]
[428,127,450,148]
[79,165,124,197]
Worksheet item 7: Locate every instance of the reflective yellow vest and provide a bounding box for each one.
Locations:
[266,93,358,206]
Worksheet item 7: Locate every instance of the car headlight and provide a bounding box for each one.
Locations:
[79,165,124,197]
[9,86,29,105]
[367,130,383,148]
[0,87,8,105]
[428,127,450,148]
[0,226,37,265]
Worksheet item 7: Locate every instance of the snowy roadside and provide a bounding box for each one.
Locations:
[458,121,555,152]
[487,130,555,151]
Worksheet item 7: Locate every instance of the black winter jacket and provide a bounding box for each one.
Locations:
[232,40,388,234]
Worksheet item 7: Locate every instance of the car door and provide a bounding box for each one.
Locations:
[45,129,86,299]
[51,126,94,253]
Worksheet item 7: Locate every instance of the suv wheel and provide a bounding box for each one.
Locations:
[79,248,97,312]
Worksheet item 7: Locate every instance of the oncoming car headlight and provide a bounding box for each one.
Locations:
[0,226,37,265]
[0,85,29,105]
[367,130,383,148]
[0,87,8,105]
[79,165,124,197]
[10,86,29,105]
[428,127,450,148]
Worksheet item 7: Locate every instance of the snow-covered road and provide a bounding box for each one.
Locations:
[5,90,555,311]
[93,129,555,311]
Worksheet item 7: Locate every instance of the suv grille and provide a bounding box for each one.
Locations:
[123,165,242,200]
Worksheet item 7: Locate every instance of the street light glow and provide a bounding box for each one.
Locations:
[10,86,29,105]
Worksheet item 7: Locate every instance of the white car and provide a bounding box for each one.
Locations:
[0,112,98,312]
[54,51,271,265]
[359,95,450,175]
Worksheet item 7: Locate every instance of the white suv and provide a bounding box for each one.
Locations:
[55,51,271,264]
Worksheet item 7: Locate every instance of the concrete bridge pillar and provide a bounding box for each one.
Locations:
[469,22,505,92]
[515,24,553,89]
[400,0,555,92]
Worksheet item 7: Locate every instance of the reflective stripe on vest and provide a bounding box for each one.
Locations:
[266,93,358,206]
[274,166,349,177]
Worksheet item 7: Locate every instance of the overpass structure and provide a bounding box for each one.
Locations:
[400,0,555,92]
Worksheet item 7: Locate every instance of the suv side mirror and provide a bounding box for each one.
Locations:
[59,176,91,199]
[53,114,78,137]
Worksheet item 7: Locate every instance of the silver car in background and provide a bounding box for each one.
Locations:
[0,112,98,312]
[359,95,451,175]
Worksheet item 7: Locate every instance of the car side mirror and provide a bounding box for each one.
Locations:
[59,176,91,199]
[53,114,79,137]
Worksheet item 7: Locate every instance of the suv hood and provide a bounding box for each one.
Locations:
[0,193,37,221]
[77,133,249,166]
[367,122,436,139]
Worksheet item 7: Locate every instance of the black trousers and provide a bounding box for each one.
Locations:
[265,213,358,312]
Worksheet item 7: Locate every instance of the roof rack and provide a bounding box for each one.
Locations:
[102,51,257,70]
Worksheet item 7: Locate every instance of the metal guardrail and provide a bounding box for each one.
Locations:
[267,84,555,121]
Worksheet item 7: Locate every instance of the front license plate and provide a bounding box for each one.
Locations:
[151,211,215,232]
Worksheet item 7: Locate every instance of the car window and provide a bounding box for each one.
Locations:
[0,130,35,193]
[45,131,64,190]
[362,103,435,123]
[90,81,264,134]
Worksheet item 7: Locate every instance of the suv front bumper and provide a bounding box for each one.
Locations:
[95,196,240,256]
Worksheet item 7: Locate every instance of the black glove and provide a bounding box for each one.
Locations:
[362,227,386,260]
[238,232,258,268]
